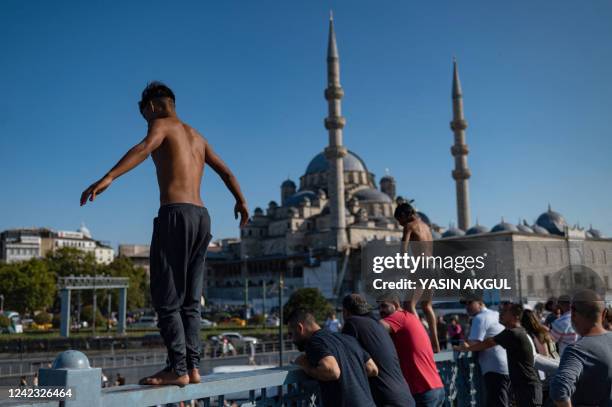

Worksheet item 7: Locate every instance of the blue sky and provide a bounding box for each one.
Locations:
[1,1,611,247]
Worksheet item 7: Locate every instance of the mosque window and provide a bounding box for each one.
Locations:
[544,275,550,289]
[527,275,534,292]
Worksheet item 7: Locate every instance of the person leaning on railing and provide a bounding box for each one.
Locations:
[288,309,379,407]
[455,302,543,407]
[341,293,416,407]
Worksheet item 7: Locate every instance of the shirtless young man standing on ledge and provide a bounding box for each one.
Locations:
[394,202,440,353]
[80,82,249,386]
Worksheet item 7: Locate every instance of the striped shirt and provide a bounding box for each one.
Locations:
[550,312,578,355]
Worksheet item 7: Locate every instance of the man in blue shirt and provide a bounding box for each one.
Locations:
[462,293,510,407]
[288,309,379,407]
[341,294,416,407]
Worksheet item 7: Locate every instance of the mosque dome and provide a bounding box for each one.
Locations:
[281,179,296,188]
[532,224,550,235]
[491,218,519,233]
[353,188,392,203]
[431,229,442,240]
[79,222,92,239]
[466,223,490,235]
[587,226,605,239]
[535,205,567,236]
[516,220,534,234]
[285,190,318,207]
[305,150,368,174]
[254,207,264,216]
[442,227,465,238]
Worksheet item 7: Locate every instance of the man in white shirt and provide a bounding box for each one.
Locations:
[462,293,511,407]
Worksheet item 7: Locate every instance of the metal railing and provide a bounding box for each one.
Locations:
[7,350,483,407]
[0,340,298,379]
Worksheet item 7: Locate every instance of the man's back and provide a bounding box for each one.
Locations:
[150,118,206,206]
[551,332,612,406]
[406,217,433,242]
[383,310,443,395]
[468,308,509,375]
[305,329,375,407]
[343,314,415,407]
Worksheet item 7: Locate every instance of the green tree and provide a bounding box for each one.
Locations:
[0,259,55,313]
[283,288,333,324]
[0,315,9,329]
[81,304,105,327]
[45,247,98,278]
[103,256,148,311]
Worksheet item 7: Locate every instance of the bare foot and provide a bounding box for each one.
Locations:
[188,368,201,384]
[139,368,189,387]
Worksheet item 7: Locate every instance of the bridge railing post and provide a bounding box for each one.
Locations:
[59,289,71,338]
[117,287,127,335]
[39,350,102,407]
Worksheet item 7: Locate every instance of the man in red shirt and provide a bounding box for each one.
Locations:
[379,294,445,407]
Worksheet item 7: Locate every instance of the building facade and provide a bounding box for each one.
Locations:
[0,224,115,265]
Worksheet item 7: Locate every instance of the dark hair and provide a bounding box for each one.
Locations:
[394,202,416,220]
[286,308,317,327]
[377,293,400,306]
[521,309,551,344]
[139,81,175,111]
[501,302,523,319]
[342,294,371,316]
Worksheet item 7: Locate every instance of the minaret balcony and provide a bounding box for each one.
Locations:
[450,119,468,131]
[451,144,469,156]
[324,86,344,100]
[452,168,472,180]
[324,116,346,130]
[324,145,348,159]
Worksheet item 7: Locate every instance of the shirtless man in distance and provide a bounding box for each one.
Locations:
[80,82,249,386]
[394,202,440,353]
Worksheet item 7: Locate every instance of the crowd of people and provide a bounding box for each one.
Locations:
[289,290,612,407]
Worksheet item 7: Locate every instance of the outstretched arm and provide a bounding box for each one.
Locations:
[204,138,249,227]
[80,120,167,206]
[454,337,496,352]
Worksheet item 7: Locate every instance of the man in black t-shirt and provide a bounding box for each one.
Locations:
[455,302,542,407]
[288,309,379,407]
[341,294,416,407]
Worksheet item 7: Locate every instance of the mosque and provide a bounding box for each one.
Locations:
[204,16,611,305]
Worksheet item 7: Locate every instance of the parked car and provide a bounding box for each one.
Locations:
[131,315,157,329]
[200,318,217,329]
[218,317,246,327]
[265,316,280,328]
[211,332,259,346]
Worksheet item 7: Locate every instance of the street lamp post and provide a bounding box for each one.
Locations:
[262,280,267,318]
[278,266,284,367]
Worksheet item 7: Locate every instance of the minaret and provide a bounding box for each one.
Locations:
[450,58,472,231]
[324,12,348,251]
